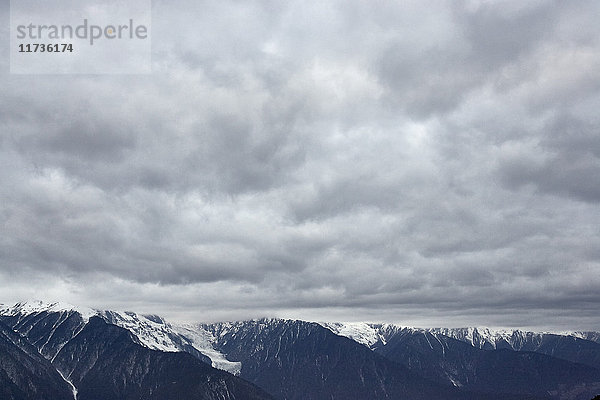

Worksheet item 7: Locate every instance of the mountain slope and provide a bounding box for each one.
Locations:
[0,301,239,374]
[428,327,600,370]
[0,320,74,400]
[3,301,600,400]
[322,322,600,399]
[0,302,273,400]
[377,329,600,398]
[0,301,90,360]
[570,332,600,344]
[52,316,274,400]
[201,319,531,400]
[98,310,213,365]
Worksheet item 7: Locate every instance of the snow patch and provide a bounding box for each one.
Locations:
[321,322,382,347]
[2,301,243,375]
[98,310,242,375]
[56,369,78,400]
[319,322,404,348]
[99,310,183,353]
[1,300,97,321]
[447,374,463,387]
[172,324,242,375]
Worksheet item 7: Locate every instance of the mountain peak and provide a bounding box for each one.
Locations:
[319,322,411,347]
[2,300,97,321]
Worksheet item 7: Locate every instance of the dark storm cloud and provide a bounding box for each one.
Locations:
[1,0,600,330]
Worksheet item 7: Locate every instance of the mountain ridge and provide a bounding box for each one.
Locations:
[2,301,600,400]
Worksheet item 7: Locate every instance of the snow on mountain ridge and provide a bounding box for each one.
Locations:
[319,322,411,348]
[0,300,241,375]
[424,327,576,350]
[569,331,600,343]
[4,301,599,373]
[98,310,183,352]
[426,327,515,349]
[1,300,97,321]
[319,322,382,347]
[97,310,242,375]
[172,323,242,375]
[320,322,600,351]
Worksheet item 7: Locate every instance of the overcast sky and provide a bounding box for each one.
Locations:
[1,0,599,331]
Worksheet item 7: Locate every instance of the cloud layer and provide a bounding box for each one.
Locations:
[1,0,600,330]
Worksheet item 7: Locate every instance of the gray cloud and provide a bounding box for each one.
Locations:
[1,0,600,330]
[498,114,600,202]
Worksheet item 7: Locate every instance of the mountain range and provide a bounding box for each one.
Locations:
[1,300,599,400]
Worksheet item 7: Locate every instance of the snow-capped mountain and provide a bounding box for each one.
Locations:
[320,321,600,396]
[568,331,600,344]
[200,318,477,400]
[319,322,406,348]
[2,301,600,400]
[426,326,547,350]
[50,316,271,400]
[426,326,600,351]
[98,310,242,374]
[172,323,242,375]
[320,321,420,349]
[0,320,74,400]
[0,300,240,375]
[1,300,97,321]
[321,322,600,357]
[0,301,272,400]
